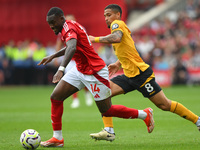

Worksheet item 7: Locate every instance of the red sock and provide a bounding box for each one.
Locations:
[51,99,63,130]
[72,93,78,99]
[84,87,88,91]
[102,105,138,119]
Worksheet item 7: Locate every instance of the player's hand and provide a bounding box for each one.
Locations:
[52,70,64,83]
[37,55,54,66]
[108,63,120,77]
[88,35,95,43]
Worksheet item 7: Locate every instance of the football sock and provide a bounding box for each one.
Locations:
[73,98,79,102]
[195,117,200,127]
[51,99,63,131]
[170,101,199,123]
[102,116,113,128]
[102,110,145,132]
[84,87,89,91]
[72,92,78,99]
[102,105,138,119]
[53,130,63,140]
[85,91,92,100]
[138,110,147,120]
[104,127,114,134]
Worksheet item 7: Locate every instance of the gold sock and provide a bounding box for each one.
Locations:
[170,101,198,123]
[102,116,113,128]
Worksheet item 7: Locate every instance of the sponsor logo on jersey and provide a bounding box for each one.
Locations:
[112,23,119,30]
[68,33,71,37]
[94,94,100,98]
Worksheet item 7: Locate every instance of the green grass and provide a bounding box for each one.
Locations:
[0,85,200,150]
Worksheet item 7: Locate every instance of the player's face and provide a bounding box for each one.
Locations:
[47,14,64,35]
[104,9,120,28]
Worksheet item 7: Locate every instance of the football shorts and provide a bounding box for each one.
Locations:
[64,60,76,73]
[111,67,162,98]
[62,66,111,101]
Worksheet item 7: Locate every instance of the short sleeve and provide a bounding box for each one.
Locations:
[64,29,77,43]
[110,20,124,33]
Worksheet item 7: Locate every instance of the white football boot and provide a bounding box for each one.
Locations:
[90,129,115,142]
[70,98,80,108]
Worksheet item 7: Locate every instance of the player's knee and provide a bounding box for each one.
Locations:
[98,106,110,114]
[96,97,112,114]
[158,104,170,111]
[157,101,171,111]
[50,93,56,100]
[102,108,111,116]
[50,93,63,101]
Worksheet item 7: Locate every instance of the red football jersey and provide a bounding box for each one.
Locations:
[61,20,106,75]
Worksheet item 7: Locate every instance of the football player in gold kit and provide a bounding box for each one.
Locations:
[89,4,200,141]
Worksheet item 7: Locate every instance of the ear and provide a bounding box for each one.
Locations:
[60,15,65,22]
[116,12,121,19]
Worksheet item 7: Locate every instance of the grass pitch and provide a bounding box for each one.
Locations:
[0,85,199,150]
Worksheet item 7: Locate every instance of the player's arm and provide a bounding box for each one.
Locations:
[60,38,77,68]
[55,38,63,52]
[108,60,121,77]
[89,30,123,44]
[54,38,64,66]
[54,46,66,57]
[37,47,66,66]
[114,60,121,67]
[52,38,77,83]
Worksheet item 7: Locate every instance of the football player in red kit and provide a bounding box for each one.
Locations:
[55,14,93,108]
[38,7,154,147]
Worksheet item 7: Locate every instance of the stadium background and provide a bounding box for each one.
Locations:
[0,0,200,87]
[0,1,200,150]
[0,0,127,44]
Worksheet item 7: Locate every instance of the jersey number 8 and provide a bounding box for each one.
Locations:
[145,83,154,93]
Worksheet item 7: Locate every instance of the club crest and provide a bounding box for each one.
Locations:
[112,23,119,30]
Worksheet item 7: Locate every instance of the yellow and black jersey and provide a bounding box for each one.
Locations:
[110,20,151,78]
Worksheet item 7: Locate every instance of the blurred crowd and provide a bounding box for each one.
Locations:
[1,0,200,86]
[0,39,117,85]
[0,40,58,85]
[133,0,200,85]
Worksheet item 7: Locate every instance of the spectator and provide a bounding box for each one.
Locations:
[97,44,117,66]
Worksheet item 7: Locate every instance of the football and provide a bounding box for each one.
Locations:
[20,129,41,149]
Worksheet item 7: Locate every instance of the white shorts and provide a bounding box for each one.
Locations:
[65,60,76,73]
[62,66,111,101]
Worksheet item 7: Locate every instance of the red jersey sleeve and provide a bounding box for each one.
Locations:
[61,20,106,75]
[63,29,77,43]
[61,22,77,43]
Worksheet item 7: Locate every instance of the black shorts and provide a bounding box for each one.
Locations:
[111,67,162,98]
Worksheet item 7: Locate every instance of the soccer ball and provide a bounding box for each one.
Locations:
[20,129,41,149]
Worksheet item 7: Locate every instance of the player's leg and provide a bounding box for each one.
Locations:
[91,96,153,141]
[102,81,153,126]
[138,71,200,131]
[64,60,80,108]
[149,90,200,130]
[93,81,123,138]
[41,67,82,147]
[89,70,153,141]
[41,79,79,147]
[70,92,80,108]
[84,87,93,106]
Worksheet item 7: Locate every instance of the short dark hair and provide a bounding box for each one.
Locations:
[47,7,64,17]
[105,4,122,17]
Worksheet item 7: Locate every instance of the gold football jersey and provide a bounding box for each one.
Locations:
[110,20,150,77]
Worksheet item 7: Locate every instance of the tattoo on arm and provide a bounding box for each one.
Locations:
[100,30,123,43]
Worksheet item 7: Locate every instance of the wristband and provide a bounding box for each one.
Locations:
[58,66,65,72]
[94,37,100,43]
